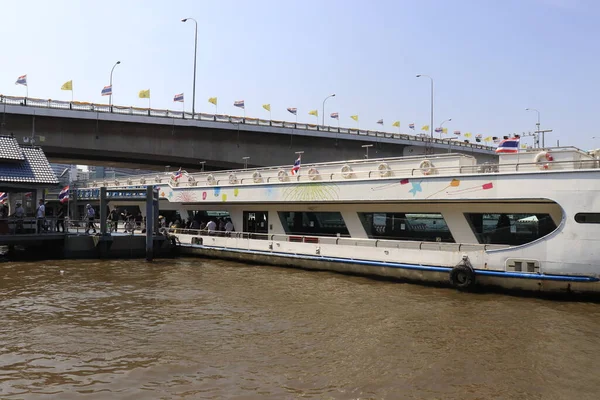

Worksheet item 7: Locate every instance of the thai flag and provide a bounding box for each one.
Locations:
[377,119,384,125]
[58,186,69,204]
[173,93,184,102]
[172,168,183,180]
[0,192,7,204]
[15,75,27,86]
[287,107,297,115]
[234,100,245,109]
[291,157,301,175]
[454,130,461,135]
[495,138,520,154]
[409,123,415,129]
[330,112,339,119]
[101,85,112,96]
[434,127,442,133]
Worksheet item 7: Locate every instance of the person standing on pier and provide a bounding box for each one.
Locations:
[85,204,97,234]
[36,199,46,233]
[56,205,65,233]
[12,202,25,233]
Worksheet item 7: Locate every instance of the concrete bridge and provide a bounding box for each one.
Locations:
[0,96,497,170]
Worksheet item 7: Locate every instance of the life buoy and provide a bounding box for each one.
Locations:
[188,176,197,186]
[206,174,216,185]
[114,180,120,186]
[139,177,146,184]
[419,159,435,175]
[155,175,162,183]
[229,173,238,184]
[449,266,476,289]
[252,171,263,183]
[378,163,391,177]
[127,178,133,185]
[278,169,288,182]
[534,151,554,170]
[341,164,353,179]
[308,168,320,180]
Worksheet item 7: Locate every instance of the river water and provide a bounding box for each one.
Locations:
[0,258,599,399]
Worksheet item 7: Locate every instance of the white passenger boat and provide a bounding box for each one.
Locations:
[97,147,600,295]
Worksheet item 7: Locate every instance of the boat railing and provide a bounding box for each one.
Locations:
[169,228,508,252]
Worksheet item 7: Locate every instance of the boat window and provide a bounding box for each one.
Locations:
[465,213,557,245]
[278,212,350,237]
[574,213,600,224]
[358,212,455,243]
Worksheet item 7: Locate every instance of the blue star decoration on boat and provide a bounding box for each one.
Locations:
[409,181,423,196]
[168,191,173,199]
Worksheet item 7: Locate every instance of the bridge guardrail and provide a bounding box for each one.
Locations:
[0,94,495,152]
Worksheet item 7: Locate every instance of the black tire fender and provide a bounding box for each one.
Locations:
[449,266,476,289]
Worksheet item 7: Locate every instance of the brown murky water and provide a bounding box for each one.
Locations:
[0,258,599,399]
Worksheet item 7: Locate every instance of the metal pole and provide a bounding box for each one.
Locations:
[322,94,335,126]
[146,185,154,261]
[109,61,120,109]
[100,187,107,235]
[439,118,452,139]
[182,18,198,119]
[417,75,434,154]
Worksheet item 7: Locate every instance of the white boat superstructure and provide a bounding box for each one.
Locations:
[86,147,600,295]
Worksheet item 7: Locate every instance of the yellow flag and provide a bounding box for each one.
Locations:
[442,127,448,134]
[520,144,527,149]
[138,89,150,99]
[484,136,492,142]
[392,121,400,127]
[350,115,359,121]
[464,132,472,138]
[309,109,318,116]
[262,104,271,112]
[421,125,429,131]
[61,80,73,91]
[208,97,217,105]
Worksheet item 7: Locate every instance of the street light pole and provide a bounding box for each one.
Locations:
[526,108,541,147]
[182,18,198,118]
[109,61,121,109]
[439,118,452,139]
[322,93,336,126]
[416,74,434,151]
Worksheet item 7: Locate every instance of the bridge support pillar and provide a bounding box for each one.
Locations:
[99,187,107,235]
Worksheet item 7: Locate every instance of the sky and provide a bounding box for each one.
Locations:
[1,0,599,149]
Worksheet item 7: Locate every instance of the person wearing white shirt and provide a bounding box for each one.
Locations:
[206,219,217,234]
[36,199,46,233]
[225,219,234,233]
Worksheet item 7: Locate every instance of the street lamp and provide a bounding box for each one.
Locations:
[109,61,121,108]
[439,118,452,139]
[526,108,541,146]
[322,93,335,125]
[446,136,458,153]
[242,156,250,169]
[182,17,198,118]
[416,74,434,143]
[362,144,373,159]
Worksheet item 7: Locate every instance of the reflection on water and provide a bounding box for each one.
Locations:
[1,258,599,399]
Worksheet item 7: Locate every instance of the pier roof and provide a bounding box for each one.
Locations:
[0,136,58,186]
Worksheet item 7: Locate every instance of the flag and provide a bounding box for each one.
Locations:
[61,80,73,91]
[15,75,27,86]
[421,125,430,131]
[392,121,400,127]
[291,156,301,175]
[454,130,461,135]
[409,123,415,129]
[138,89,150,99]
[208,97,217,105]
[496,138,520,153]
[442,128,448,134]
[58,186,70,204]
[309,109,318,116]
[434,127,442,133]
[464,132,472,138]
[484,136,492,142]
[174,93,184,102]
[330,112,339,119]
[287,107,297,115]
[0,192,7,205]
[101,85,112,96]
[520,144,527,149]
[172,168,183,180]
[377,119,384,125]
[234,100,245,109]
[262,104,271,112]
[350,115,359,121]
